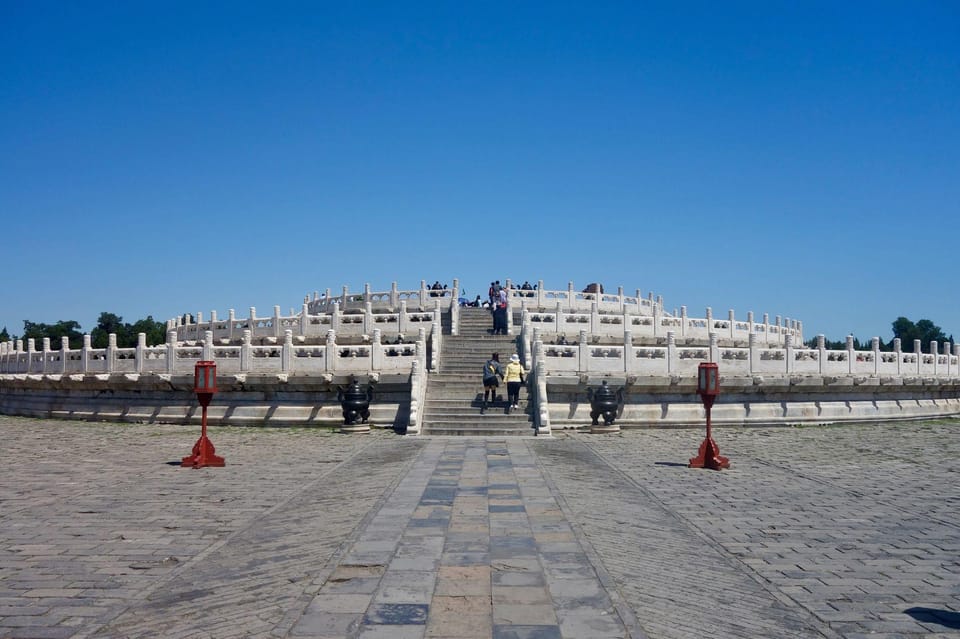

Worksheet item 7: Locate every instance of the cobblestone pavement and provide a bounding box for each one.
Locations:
[0,416,958,638]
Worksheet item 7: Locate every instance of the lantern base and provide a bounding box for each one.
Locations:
[181,435,226,468]
[688,437,730,471]
[590,423,621,434]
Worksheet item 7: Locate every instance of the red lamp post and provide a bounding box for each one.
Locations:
[689,362,730,470]
[181,360,225,468]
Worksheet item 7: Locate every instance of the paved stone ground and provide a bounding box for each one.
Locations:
[0,415,958,638]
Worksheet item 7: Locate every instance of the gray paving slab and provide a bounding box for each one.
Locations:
[0,416,959,637]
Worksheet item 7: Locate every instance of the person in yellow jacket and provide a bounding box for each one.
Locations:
[503,353,526,412]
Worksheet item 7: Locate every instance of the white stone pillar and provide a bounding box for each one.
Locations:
[165,330,176,374]
[749,333,758,375]
[301,303,309,336]
[228,309,236,341]
[567,281,576,312]
[41,338,50,374]
[817,334,826,374]
[590,302,599,334]
[332,302,342,332]
[931,341,939,376]
[326,330,336,373]
[136,333,146,373]
[203,330,213,361]
[710,332,720,366]
[372,329,383,370]
[390,281,399,310]
[624,329,633,373]
[784,334,793,374]
[107,333,117,373]
[578,329,589,373]
[667,331,676,374]
[728,310,736,340]
[680,306,687,337]
[241,330,252,372]
[398,301,408,334]
[914,339,922,374]
[61,336,70,374]
[872,337,880,375]
[893,337,902,375]
[83,334,93,374]
[846,335,855,374]
[282,330,292,372]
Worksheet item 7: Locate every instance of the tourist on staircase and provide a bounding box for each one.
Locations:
[503,353,526,414]
[481,353,504,414]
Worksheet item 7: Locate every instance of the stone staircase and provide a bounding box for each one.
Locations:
[420,307,536,436]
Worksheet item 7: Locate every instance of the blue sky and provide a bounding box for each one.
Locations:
[2,2,958,344]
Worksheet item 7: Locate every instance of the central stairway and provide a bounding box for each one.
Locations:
[420,307,536,436]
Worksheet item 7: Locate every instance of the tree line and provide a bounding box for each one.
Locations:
[0,312,167,349]
[804,316,954,354]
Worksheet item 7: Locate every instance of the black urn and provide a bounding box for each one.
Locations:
[588,380,621,426]
[338,378,372,425]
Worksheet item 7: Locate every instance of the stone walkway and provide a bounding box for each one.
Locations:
[0,416,958,638]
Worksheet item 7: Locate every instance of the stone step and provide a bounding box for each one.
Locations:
[421,424,538,436]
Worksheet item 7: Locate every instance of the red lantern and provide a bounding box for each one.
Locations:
[689,362,729,470]
[182,361,225,468]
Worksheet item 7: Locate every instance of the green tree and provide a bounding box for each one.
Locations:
[21,320,84,349]
[129,316,167,346]
[890,317,952,353]
[91,312,126,348]
[0,326,9,342]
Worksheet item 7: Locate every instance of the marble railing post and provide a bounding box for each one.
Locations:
[61,336,70,374]
[202,331,213,361]
[624,329,632,373]
[749,333,759,374]
[763,314,770,345]
[653,304,663,338]
[590,302,599,334]
[567,281,575,312]
[705,307,713,335]
[342,285,350,309]
[325,330,336,372]
[747,311,755,341]
[914,339,922,374]
[136,333,146,373]
[667,331,676,374]
[300,304,309,335]
[680,306,687,337]
[364,282,371,303]
[26,339,35,374]
[241,330,252,371]
[42,338,51,374]
[272,306,281,339]
[107,334,117,373]
[83,335,93,374]
[931,341,939,376]
[372,329,383,369]
[537,280,546,308]
[797,320,804,344]
[872,337,881,375]
[249,307,257,334]
[554,302,563,333]
[364,301,374,334]
[282,330,292,372]
[893,338,902,375]
[332,303,342,332]
[398,301,408,334]
[728,310,736,340]
[845,335,855,374]
[165,331,176,374]
[817,335,826,374]
[418,280,427,310]
[710,332,720,366]
[617,286,624,312]
[775,316,782,345]
[390,281,399,309]
[578,329,589,372]
[228,309,236,341]
[783,334,793,373]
